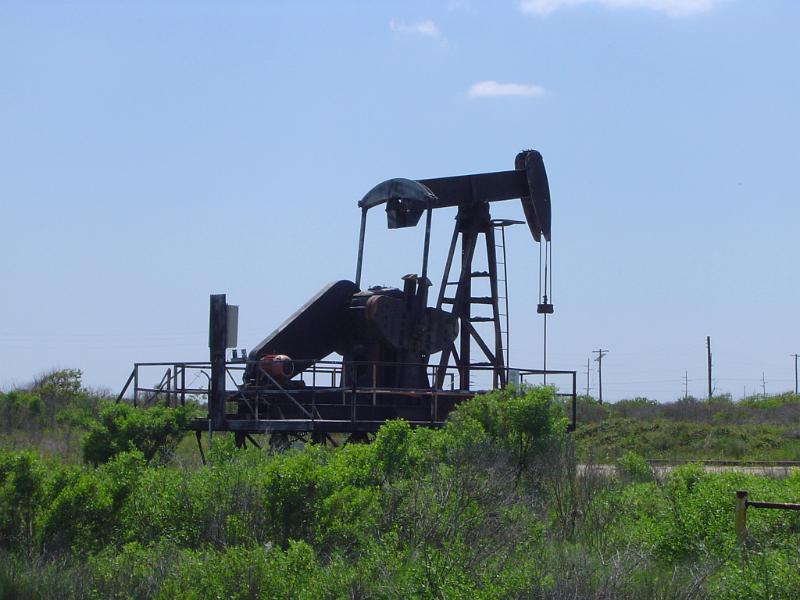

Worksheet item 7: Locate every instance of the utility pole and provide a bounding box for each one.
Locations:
[761,372,767,397]
[584,358,591,397]
[593,349,608,404]
[706,336,713,400]
[683,371,689,399]
[792,354,799,396]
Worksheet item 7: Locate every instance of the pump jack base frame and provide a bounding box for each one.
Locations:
[118,358,578,438]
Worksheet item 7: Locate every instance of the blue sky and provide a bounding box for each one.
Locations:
[1,0,798,401]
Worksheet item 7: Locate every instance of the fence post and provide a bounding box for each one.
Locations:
[735,490,748,542]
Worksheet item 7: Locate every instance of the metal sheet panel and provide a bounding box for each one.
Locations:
[226,305,239,348]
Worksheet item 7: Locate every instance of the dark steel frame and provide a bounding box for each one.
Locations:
[117,358,578,435]
[117,150,564,441]
[355,151,551,395]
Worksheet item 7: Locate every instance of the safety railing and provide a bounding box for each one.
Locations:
[117,359,577,430]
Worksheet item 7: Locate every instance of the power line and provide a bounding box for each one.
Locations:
[584,358,591,397]
[593,349,609,404]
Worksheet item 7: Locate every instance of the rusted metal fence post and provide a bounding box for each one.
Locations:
[735,490,748,542]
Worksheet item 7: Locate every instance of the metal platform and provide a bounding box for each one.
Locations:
[117,359,577,435]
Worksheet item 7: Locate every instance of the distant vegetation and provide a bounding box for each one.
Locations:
[0,369,194,465]
[570,393,800,462]
[2,371,800,598]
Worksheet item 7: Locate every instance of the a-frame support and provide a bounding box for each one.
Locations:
[436,202,506,390]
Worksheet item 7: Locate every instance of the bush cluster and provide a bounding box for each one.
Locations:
[81,402,193,465]
[2,384,800,598]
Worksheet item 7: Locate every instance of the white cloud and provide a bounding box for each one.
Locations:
[520,0,724,17]
[389,19,441,37]
[468,80,546,98]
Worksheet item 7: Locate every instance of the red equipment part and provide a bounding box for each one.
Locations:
[259,354,294,379]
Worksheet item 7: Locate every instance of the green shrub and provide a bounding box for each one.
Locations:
[40,451,146,553]
[616,450,654,483]
[372,419,423,481]
[32,368,99,429]
[81,402,193,465]
[740,392,800,410]
[0,391,43,431]
[9,375,800,599]
[0,450,47,552]
[448,385,566,470]
[710,547,800,599]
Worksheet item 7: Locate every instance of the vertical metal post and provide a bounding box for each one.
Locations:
[209,294,228,429]
[735,490,748,542]
[165,367,172,407]
[342,363,347,405]
[175,368,180,407]
[707,336,713,400]
[133,365,139,407]
[351,365,357,423]
[180,365,186,406]
[312,363,316,421]
[355,207,368,289]
[420,205,433,284]
[542,312,547,386]
[456,225,479,390]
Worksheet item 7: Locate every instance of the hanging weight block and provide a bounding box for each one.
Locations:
[537,303,554,314]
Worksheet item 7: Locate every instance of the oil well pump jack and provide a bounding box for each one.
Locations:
[118,150,577,448]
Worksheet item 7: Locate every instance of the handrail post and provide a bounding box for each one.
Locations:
[165,367,172,407]
[342,363,347,406]
[133,365,139,407]
[735,490,748,542]
[372,363,377,406]
[312,362,317,423]
[352,363,358,423]
[433,384,438,424]
[180,364,186,406]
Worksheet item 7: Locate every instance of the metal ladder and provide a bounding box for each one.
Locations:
[493,222,512,371]
[435,213,521,390]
